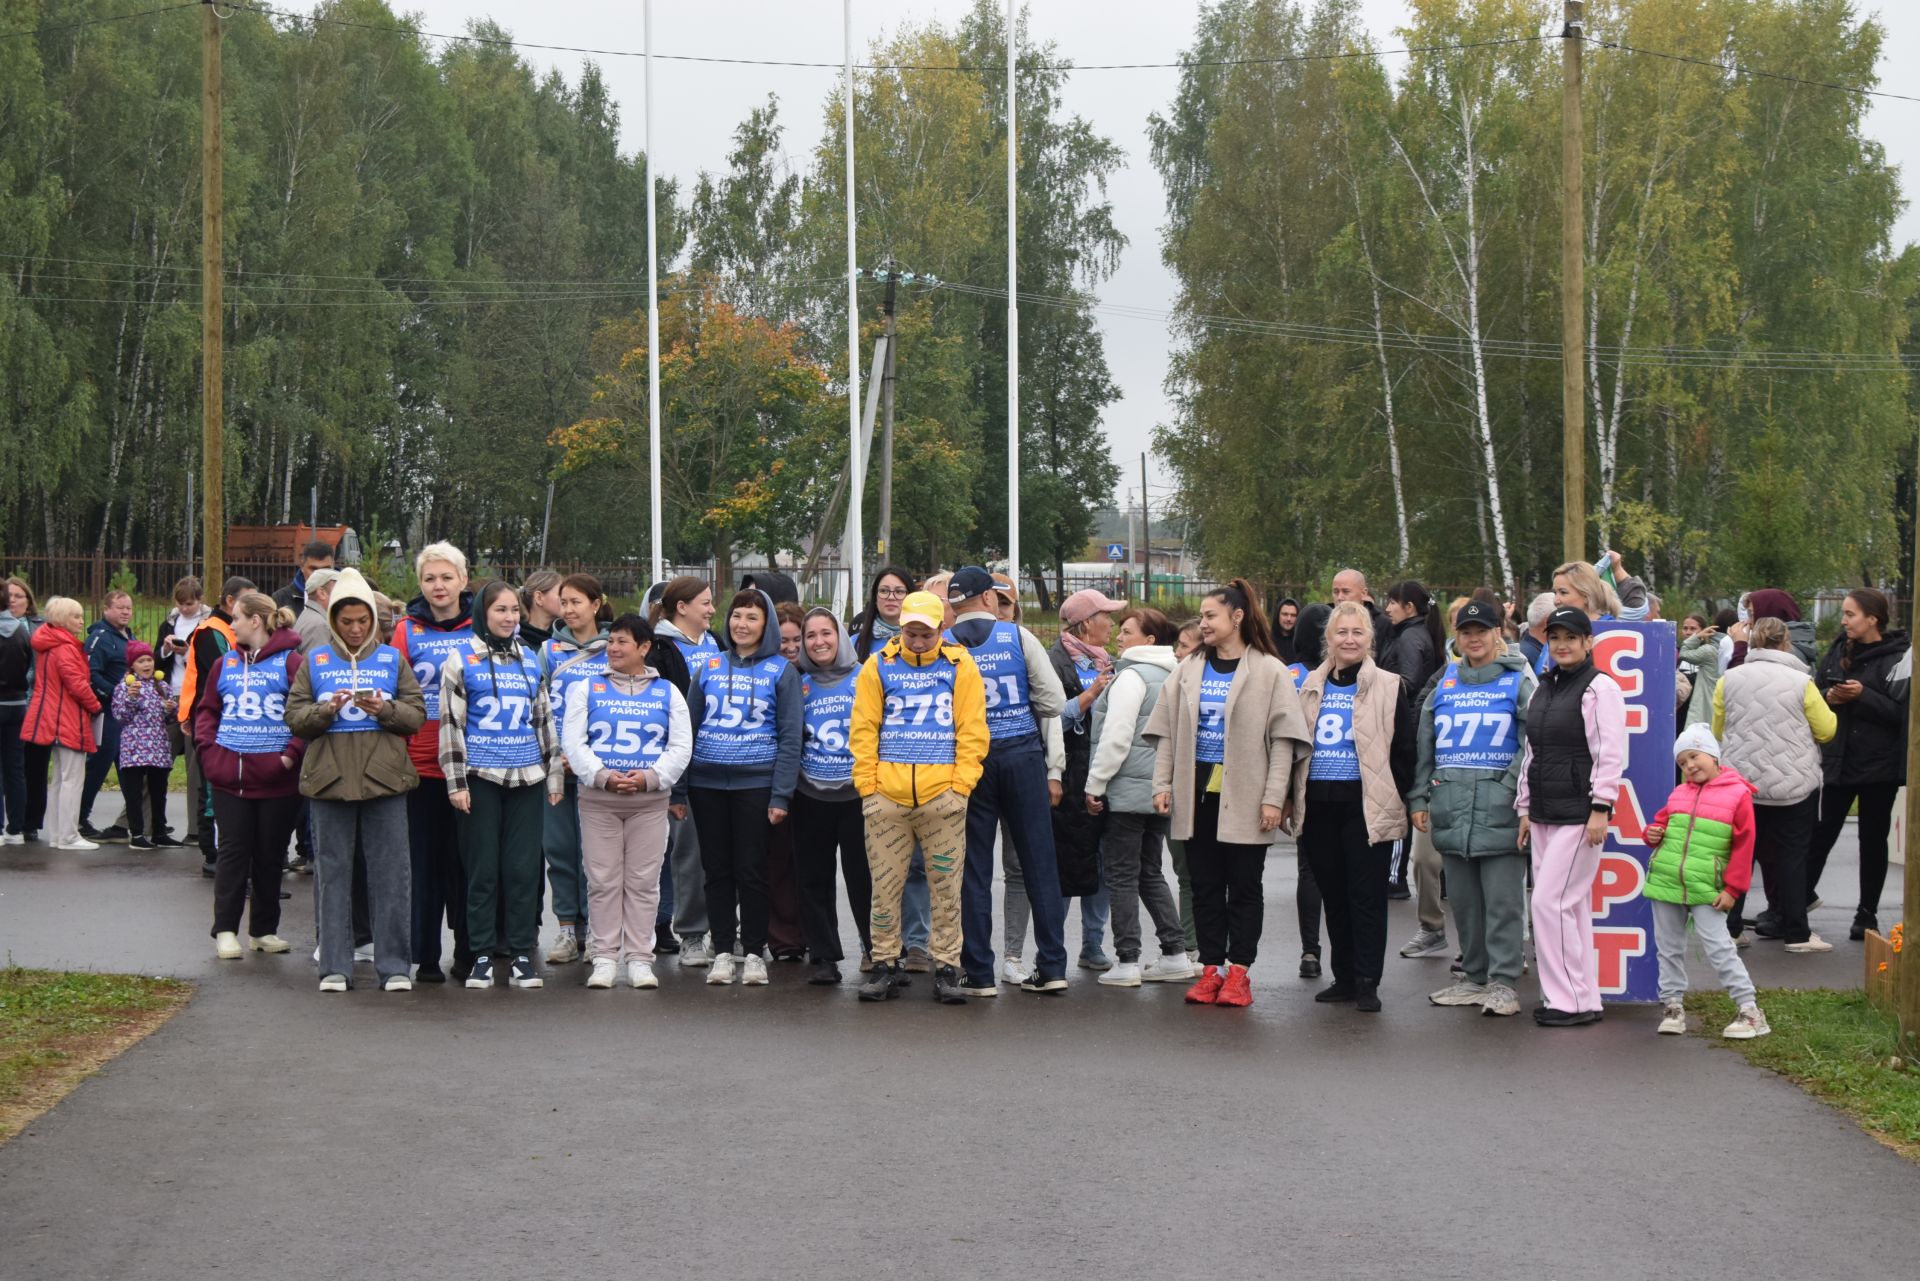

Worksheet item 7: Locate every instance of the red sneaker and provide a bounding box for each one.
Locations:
[1216,965,1253,1007]
[1184,965,1225,1004]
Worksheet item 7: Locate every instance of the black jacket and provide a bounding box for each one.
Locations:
[1046,639,1103,899]
[1379,616,1439,699]
[1815,631,1911,787]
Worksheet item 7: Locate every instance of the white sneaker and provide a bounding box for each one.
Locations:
[215,932,244,960]
[1723,1003,1771,1040]
[742,953,769,986]
[250,934,291,954]
[1400,928,1450,958]
[1142,953,1197,983]
[312,945,320,963]
[1657,1002,1687,1035]
[707,951,736,985]
[383,974,413,992]
[1098,962,1143,987]
[55,838,99,851]
[0,832,23,845]
[628,960,658,990]
[546,932,581,964]
[1428,981,1490,1007]
[680,934,714,967]
[353,943,375,964]
[318,974,348,992]
[1784,933,1834,954]
[586,957,617,989]
[1000,955,1033,985]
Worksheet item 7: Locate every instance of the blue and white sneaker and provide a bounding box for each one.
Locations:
[509,955,543,989]
[465,955,495,989]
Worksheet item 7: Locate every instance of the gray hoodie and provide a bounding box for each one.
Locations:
[796,607,860,802]
[0,614,31,704]
[684,587,804,807]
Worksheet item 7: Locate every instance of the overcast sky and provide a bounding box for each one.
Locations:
[415,0,1919,515]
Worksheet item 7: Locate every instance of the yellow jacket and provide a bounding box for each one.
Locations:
[851,634,988,807]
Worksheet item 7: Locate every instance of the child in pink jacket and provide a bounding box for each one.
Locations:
[1515,608,1626,1027]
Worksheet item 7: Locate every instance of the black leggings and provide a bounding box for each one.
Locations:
[1185,776,1267,968]
[1806,782,1898,920]
[790,791,872,962]
[690,785,772,955]
[1299,796,1392,989]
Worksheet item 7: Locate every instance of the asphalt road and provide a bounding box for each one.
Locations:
[1,824,1914,1280]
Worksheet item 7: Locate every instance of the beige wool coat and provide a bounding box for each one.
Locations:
[1290,658,1410,846]
[1145,648,1310,845]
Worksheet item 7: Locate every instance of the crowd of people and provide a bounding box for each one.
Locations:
[0,543,1906,1032]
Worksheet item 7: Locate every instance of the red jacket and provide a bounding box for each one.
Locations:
[22,624,101,752]
[193,627,308,798]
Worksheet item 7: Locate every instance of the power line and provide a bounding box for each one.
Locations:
[0,1,198,42]
[1588,36,1920,105]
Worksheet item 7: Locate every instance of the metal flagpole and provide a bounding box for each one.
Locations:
[645,0,665,585]
[1005,0,1019,588]
[844,0,864,612]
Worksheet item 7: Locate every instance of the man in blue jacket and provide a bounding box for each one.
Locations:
[80,590,135,841]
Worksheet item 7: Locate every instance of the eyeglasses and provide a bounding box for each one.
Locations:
[877,587,908,598]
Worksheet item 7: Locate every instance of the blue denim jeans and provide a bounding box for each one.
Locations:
[901,842,930,952]
[963,737,1067,982]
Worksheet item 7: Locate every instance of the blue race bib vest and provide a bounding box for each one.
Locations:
[583,678,674,771]
[1309,682,1361,781]
[1287,662,1310,690]
[801,672,858,784]
[1197,659,1235,765]
[1430,663,1524,771]
[876,653,958,765]
[404,621,474,721]
[957,621,1035,742]
[672,631,719,664]
[459,646,544,770]
[213,650,293,755]
[694,653,785,766]
[544,641,609,730]
[308,644,402,734]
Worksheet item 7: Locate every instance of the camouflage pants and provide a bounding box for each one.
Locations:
[863,788,966,967]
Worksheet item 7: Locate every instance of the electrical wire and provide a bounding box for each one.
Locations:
[0,1,199,42]
[1587,37,1920,105]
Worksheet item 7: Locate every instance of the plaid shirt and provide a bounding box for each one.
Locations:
[436,638,565,796]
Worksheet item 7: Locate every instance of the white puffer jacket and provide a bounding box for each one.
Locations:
[1717,648,1829,805]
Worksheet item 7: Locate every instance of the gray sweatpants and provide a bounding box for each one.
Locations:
[1102,809,1185,963]
[666,810,709,940]
[1652,898,1756,1007]
[1441,851,1528,987]
[313,795,411,985]
[1412,825,1446,934]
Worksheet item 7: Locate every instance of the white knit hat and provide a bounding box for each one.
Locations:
[1673,723,1721,762]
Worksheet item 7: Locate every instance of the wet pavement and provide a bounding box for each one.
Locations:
[1,819,1915,1280]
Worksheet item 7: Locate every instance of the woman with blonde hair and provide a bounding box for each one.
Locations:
[22,596,101,850]
[1293,601,1415,1013]
[194,592,306,959]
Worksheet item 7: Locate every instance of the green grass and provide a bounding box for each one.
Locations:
[1687,988,1920,1158]
[0,967,191,1141]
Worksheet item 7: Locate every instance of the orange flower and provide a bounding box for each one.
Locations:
[1879,962,1890,973]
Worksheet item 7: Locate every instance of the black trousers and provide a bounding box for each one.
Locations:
[408,785,472,967]
[119,766,170,839]
[1753,795,1817,944]
[1297,850,1323,957]
[691,785,772,955]
[210,790,298,938]
[790,791,872,962]
[1807,781,1899,920]
[1185,780,1267,968]
[1299,796,1392,989]
[23,740,51,833]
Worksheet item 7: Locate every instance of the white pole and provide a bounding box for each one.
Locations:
[1005,0,1020,585]
[645,0,664,585]
[844,0,864,611]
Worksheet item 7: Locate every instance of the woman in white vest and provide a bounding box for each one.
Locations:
[1146,579,1310,1010]
[438,581,566,991]
[563,613,691,990]
[1714,616,1837,953]
[1292,601,1416,1013]
[1085,607,1193,988]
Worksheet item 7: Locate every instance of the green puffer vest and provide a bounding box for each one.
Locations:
[1644,771,1751,905]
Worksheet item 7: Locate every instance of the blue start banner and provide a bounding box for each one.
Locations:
[1590,622,1676,1003]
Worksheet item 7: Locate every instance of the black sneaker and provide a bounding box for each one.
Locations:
[449,956,474,983]
[1355,985,1383,1013]
[1851,911,1878,942]
[654,925,681,955]
[98,824,129,843]
[151,833,184,848]
[857,962,901,1001]
[200,860,216,878]
[809,960,842,986]
[1533,1006,1601,1027]
[1019,970,1069,994]
[129,837,155,850]
[465,956,495,989]
[1386,882,1411,901]
[1298,952,1321,979]
[285,854,310,874]
[415,963,446,984]
[1314,982,1356,1003]
[933,964,968,1005]
[509,955,543,989]
[79,822,103,840]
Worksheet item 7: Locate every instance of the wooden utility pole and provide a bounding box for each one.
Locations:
[1560,0,1585,565]
[1903,432,1920,1050]
[201,0,224,589]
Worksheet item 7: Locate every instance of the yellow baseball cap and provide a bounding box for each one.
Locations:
[899,591,945,629]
